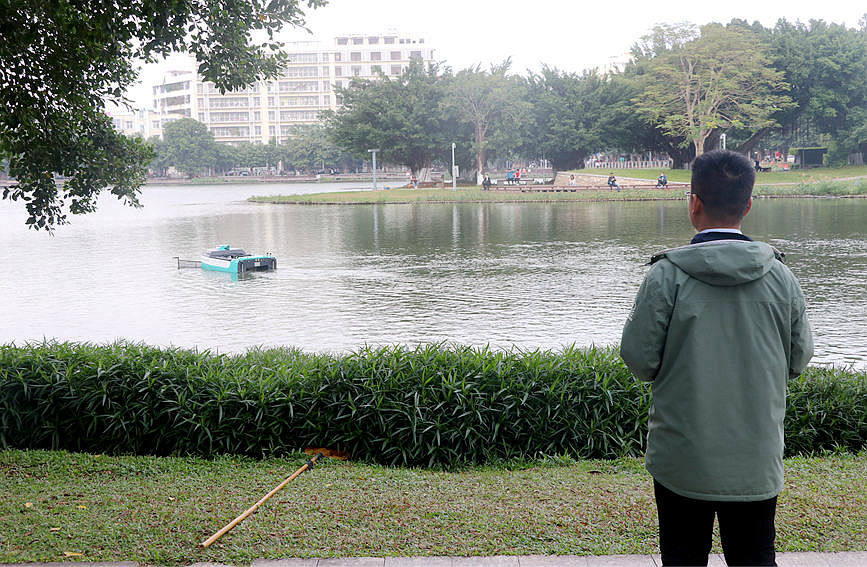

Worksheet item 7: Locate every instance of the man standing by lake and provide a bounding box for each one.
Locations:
[620,150,813,566]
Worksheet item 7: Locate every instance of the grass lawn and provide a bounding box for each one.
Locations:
[1,450,864,566]
[581,165,867,185]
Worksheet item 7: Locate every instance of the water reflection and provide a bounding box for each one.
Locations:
[1,184,864,368]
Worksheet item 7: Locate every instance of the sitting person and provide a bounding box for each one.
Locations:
[482,174,492,190]
[656,172,668,188]
[607,173,621,192]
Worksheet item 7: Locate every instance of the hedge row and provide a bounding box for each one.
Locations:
[1,341,864,467]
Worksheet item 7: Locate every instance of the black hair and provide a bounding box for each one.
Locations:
[690,150,755,223]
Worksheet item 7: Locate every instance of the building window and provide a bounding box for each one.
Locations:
[352,37,363,45]
[268,111,275,120]
[390,65,402,75]
[351,66,361,77]
[410,51,422,59]
[384,37,395,44]
[368,37,379,44]
[335,66,342,77]
[390,51,401,61]
[322,53,329,62]
[211,126,249,137]
[334,52,342,62]
[370,52,381,61]
[337,37,348,45]
[371,65,382,74]
[350,51,361,62]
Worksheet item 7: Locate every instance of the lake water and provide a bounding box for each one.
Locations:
[1,182,865,368]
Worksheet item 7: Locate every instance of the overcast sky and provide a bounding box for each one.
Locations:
[127,0,864,107]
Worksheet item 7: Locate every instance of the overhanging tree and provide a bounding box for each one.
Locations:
[0,0,325,229]
[633,23,793,158]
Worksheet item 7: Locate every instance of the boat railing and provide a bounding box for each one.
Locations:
[175,257,202,269]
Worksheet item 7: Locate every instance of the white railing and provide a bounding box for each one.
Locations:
[586,160,673,169]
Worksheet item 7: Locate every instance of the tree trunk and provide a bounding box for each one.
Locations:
[736,127,771,156]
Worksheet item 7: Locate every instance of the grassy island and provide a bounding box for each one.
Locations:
[249,167,867,205]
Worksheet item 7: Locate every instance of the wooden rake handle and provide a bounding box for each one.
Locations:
[199,453,323,548]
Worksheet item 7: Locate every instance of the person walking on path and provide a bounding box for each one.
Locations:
[607,172,620,191]
[620,150,813,567]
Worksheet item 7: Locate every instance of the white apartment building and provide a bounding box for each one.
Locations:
[108,107,185,139]
[151,33,436,145]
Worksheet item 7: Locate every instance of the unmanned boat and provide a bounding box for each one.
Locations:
[200,245,277,273]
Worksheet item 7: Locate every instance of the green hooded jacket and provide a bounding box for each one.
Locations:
[620,240,813,501]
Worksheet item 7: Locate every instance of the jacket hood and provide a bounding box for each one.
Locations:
[650,241,784,286]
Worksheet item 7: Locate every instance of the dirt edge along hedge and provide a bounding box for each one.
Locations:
[1,341,864,467]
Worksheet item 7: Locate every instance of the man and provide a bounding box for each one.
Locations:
[482,173,492,190]
[620,150,813,566]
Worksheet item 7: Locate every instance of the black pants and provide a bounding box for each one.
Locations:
[654,480,777,566]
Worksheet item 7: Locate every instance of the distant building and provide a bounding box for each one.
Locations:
[597,52,633,76]
[150,33,436,145]
[108,107,185,140]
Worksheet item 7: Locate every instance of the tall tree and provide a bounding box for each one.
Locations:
[444,60,530,177]
[0,0,325,229]
[526,67,616,170]
[160,119,218,177]
[282,124,350,173]
[633,23,793,157]
[763,18,867,163]
[324,61,448,179]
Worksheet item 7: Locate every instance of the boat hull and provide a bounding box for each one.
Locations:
[201,255,276,273]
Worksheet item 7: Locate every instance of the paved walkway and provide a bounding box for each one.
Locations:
[5,552,867,567]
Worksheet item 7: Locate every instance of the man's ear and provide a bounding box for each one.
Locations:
[743,197,753,217]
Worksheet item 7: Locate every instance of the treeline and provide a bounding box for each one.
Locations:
[151,18,867,179]
[327,18,866,178]
[1,341,864,467]
[149,121,358,177]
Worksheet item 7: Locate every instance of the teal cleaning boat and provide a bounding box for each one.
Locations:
[200,245,276,274]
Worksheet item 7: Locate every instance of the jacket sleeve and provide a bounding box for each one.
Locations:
[620,263,674,381]
[789,280,814,379]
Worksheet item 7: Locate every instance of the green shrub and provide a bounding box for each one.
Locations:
[1,341,864,466]
[785,366,867,455]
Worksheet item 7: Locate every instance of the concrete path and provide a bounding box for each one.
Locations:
[5,552,867,567]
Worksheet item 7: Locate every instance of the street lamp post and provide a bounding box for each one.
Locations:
[367,148,380,191]
[451,142,456,190]
[720,134,726,150]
